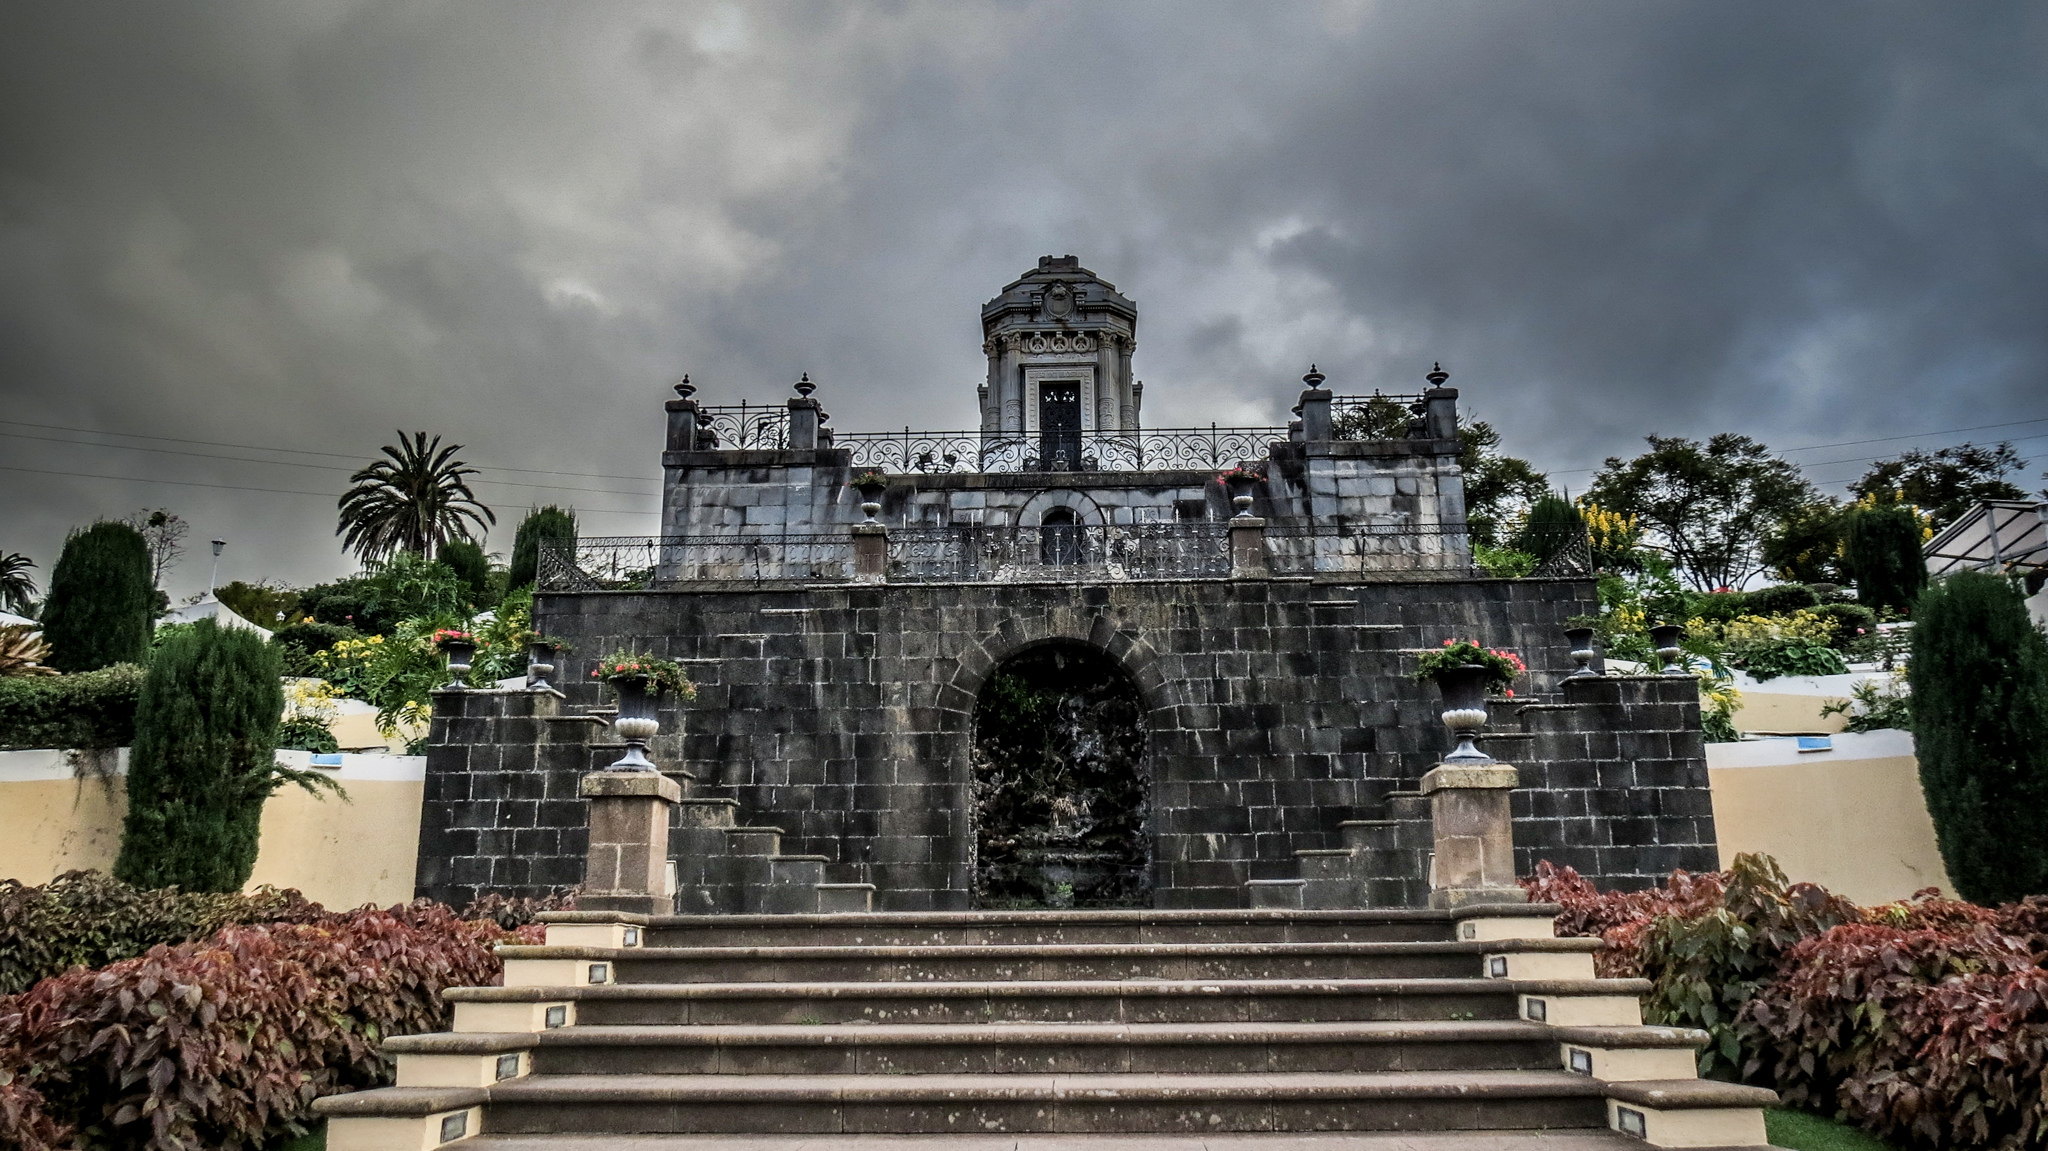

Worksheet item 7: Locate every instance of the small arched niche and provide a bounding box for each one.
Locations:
[969,641,1151,908]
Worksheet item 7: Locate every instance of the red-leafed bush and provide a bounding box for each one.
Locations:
[1532,857,2048,1150]
[0,900,524,1151]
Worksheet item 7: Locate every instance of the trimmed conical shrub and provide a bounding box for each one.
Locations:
[114,619,286,892]
[440,539,493,606]
[1846,503,1929,617]
[41,521,154,672]
[508,505,577,590]
[1910,571,2048,904]
[1512,494,1584,566]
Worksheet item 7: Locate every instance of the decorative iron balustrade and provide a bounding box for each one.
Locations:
[695,403,790,451]
[538,534,853,589]
[1264,523,1473,575]
[1328,393,1427,440]
[833,425,1287,474]
[888,522,1232,582]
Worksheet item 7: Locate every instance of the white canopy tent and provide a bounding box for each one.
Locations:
[164,594,273,636]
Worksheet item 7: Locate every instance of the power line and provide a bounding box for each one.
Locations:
[0,463,655,516]
[0,430,660,499]
[0,419,660,484]
[1547,418,2048,477]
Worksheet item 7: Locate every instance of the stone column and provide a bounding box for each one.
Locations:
[999,334,1023,434]
[1096,332,1122,431]
[853,523,887,582]
[1421,763,1525,909]
[788,397,821,450]
[578,771,682,916]
[1424,387,1459,441]
[1299,386,1334,442]
[665,397,700,452]
[1229,517,1268,577]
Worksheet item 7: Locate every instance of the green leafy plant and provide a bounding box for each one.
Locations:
[1330,392,1413,440]
[592,651,696,699]
[1473,542,1538,578]
[1511,493,1584,566]
[437,539,494,608]
[335,430,496,564]
[1414,640,1526,691]
[1217,464,1265,484]
[1,551,42,615]
[114,620,340,893]
[1819,672,1912,733]
[212,580,303,629]
[39,522,155,673]
[1737,639,1851,681]
[851,468,890,489]
[1909,570,2048,905]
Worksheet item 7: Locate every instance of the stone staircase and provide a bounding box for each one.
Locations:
[315,905,1781,1149]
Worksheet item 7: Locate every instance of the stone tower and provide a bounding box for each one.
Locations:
[979,255,1140,443]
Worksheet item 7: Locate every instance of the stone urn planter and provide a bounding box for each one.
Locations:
[853,471,887,525]
[526,640,559,691]
[1563,626,1600,679]
[1432,664,1496,765]
[1649,624,1687,675]
[1223,473,1260,518]
[434,632,476,691]
[607,675,662,771]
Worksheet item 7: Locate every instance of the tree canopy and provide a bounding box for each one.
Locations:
[1458,420,1551,548]
[336,431,496,563]
[1587,434,1815,590]
[41,522,155,672]
[1851,442,2031,529]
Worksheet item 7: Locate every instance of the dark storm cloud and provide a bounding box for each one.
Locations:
[1,2,2042,597]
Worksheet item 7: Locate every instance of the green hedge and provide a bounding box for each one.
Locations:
[0,664,145,750]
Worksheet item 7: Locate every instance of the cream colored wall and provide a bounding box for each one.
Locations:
[0,748,425,909]
[1707,729,1951,905]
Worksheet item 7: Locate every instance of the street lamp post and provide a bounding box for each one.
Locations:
[209,539,225,595]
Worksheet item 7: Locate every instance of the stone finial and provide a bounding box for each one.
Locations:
[1302,364,1326,389]
[1426,362,1450,387]
[794,372,816,397]
[673,374,695,400]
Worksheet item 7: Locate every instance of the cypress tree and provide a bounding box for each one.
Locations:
[1512,494,1584,566]
[508,505,577,590]
[1910,571,2048,904]
[1845,503,1929,617]
[114,619,287,892]
[41,521,154,672]
[440,539,493,606]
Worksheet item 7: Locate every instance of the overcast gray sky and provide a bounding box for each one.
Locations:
[3,2,2044,603]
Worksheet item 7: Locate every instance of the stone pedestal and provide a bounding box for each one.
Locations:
[853,523,887,581]
[1421,762,1525,909]
[788,397,822,449]
[1298,387,1333,442]
[578,771,682,915]
[1229,517,1268,577]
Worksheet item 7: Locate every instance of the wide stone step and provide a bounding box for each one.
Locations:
[501,940,1598,985]
[453,1134,1707,1151]
[472,1020,1564,1077]
[447,977,1649,1027]
[478,1069,1614,1134]
[548,908,1466,949]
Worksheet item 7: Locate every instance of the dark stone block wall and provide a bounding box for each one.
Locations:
[413,572,1721,910]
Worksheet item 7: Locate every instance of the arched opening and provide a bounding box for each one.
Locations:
[1039,506,1086,566]
[970,641,1151,908]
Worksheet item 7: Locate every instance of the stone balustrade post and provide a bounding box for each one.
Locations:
[1421,762,1525,909]
[1229,517,1268,577]
[665,398,701,452]
[788,397,822,450]
[578,771,682,915]
[853,523,887,582]
[1299,387,1334,442]
[1423,387,1459,441]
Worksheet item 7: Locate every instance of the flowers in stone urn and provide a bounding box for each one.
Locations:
[592,651,695,771]
[431,628,477,690]
[851,469,888,524]
[1218,465,1265,517]
[1415,639,1526,764]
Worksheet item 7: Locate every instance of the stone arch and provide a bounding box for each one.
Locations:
[1014,488,1105,527]
[967,638,1154,908]
[942,613,1171,724]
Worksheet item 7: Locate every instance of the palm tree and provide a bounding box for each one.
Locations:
[0,552,37,614]
[336,431,497,563]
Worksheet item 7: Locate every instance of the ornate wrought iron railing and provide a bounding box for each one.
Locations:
[1264,523,1473,575]
[1328,392,1427,439]
[888,522,1232,582]
[538,534,854,588]
[694,403,790,451]
[832,425,1287,474]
